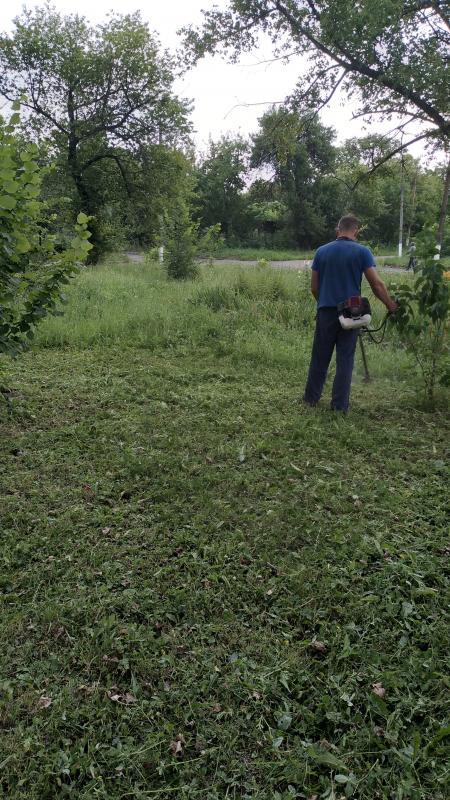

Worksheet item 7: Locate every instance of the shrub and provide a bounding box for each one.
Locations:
[390,227,449,406]
[164,198,198,280]
[197,224,224,266]
[0,106,92,360]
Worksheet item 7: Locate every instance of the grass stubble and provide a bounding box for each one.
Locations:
[0,258,449,799]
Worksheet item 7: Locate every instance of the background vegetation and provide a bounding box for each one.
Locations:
[0,6,448,261]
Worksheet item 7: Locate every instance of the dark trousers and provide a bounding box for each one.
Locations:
[303,307,358,411]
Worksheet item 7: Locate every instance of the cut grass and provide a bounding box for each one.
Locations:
[1,259,449,799]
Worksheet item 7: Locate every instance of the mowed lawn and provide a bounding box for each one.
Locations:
[1,259,449,799]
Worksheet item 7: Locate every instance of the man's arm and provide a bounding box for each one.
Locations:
[311,269,319,300]
[364,267,398,313]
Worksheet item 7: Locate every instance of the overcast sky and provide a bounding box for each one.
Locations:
[0,1,428,158]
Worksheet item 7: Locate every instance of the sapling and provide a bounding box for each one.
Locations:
[390,227,449,406]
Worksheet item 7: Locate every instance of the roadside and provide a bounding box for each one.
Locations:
[125,252,407,273]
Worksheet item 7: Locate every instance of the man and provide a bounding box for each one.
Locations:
[406,241,417,271]
[303,215,397,412]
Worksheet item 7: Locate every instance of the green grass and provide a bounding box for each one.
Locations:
[215,246,450,270]
[1,257,449,800]
[215,247,315,261]
[381,254,450,268]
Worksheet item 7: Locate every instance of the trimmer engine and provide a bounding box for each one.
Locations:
[338,296,372,330]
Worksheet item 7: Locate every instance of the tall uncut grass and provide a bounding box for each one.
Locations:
[36,255,413,379]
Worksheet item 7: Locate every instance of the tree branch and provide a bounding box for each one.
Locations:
[81,151,132,197]
[271,0,450,136]
[351,129,439,189]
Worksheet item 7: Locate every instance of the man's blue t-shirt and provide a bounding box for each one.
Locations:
[311,237,375,309]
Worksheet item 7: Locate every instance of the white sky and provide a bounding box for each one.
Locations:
[0,1,429,158]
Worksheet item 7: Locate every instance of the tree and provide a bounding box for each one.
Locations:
[250,109,339,246]
[0,107,91,361]
[164,197,198,280]
[333,137,418,245]
[0,7,191,260]
[183,1,449,149]
[183,1,450,234]
[195,135,249,240]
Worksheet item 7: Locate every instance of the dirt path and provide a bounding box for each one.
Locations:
[124,252,406,273]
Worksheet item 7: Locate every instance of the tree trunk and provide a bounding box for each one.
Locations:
[437,161,450,250]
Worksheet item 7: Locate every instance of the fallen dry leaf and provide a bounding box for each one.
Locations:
[122,692,137,705]
[38,696,52,709]
[372,682,386,698]
[310,640,327,655]
[319,739,334,751]
[170,734,185,758]
[49,624,67,640]
[102,527,111,535]
[211,703,222,714]
[107,690,137,705]
[77,684,98,696]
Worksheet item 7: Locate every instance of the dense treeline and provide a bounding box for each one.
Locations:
[0,5,448,263]
[194,117,449,251]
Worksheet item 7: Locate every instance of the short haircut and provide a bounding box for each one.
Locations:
[337,214,359,232]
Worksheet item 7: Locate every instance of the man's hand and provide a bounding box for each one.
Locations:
[387,299,398,314]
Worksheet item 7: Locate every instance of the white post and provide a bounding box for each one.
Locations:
[158,246,164,264]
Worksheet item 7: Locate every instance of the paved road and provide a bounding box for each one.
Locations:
[124,252,406,273]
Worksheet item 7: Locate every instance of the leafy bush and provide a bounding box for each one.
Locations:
[197,224,224,265]
[0,106,92,359]
[390,228,449,405]
[164,198,198,280]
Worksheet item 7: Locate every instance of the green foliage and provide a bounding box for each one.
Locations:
[250,109,339,247]
[0,109,91,358]
[195,135,249,239]
[390,227,449,404]
[0,7,191,259]
[164,198,199,280]
[216,247,315,261]
[197,223,224,265]
[183,2,449,144]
